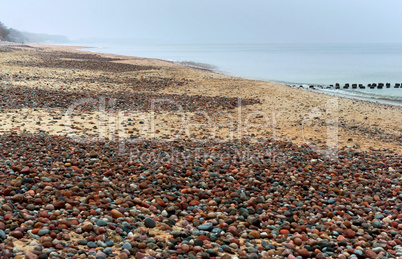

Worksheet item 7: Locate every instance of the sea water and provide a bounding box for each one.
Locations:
[73,42,402,104]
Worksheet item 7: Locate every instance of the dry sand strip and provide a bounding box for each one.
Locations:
[0,43,400,259]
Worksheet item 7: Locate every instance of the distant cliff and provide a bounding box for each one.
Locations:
[0,22,69,43]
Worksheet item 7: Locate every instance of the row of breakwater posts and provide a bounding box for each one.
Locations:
[289,83,402,90]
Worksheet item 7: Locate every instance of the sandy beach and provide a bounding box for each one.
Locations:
[1,44,401,152]
[0,43,401,258]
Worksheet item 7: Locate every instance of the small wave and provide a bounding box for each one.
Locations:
[175,61,217,71]
[346,89,402,101]
[316,88,402,106]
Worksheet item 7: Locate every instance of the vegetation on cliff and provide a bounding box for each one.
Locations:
[0,21,69,43]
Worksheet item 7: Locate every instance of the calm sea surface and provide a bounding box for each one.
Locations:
[73,42,402,104]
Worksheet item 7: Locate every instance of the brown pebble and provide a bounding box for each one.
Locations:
[89,151,98,158]
[12,194,24,203]
[20,166,30,174]
[249,230,260,239]
[294,237,303,246]
[10,230,23,239]
[53,200,65,208]
[298,248,310,258]
[111,209,124,219]
[82,223,94,232]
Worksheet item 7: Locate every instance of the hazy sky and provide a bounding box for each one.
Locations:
[2,0,402,44]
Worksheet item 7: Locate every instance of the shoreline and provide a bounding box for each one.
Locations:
[75,42,402,107]
[298,87,402,107]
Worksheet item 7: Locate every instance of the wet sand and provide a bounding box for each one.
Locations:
[0,43,401,258]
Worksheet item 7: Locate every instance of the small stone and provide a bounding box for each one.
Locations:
[374,214,384,220]
[207,212,216,219]
[77,240,87,245]
[45,204,55,210]
[2,204,12,211]
[41,177,51,182]
[87,241,97,248]
[372,221,382,228]
[343,229,356,239]
[21,166,30,174]
[198,222,214,231]
[0,230,6,240]
[249,230,260,239]
[111,209,124,219]
[298,248,310,258]
[181,244,190,252]
[97,220,107,226]
[53,200,65,208]
[189,200,200,206]
[11,230,23,239]
[144,217,156,228]
[194,239,204,247]
[372,247,385,253]
[206,249,218,257]
[139,182,148,189]
[96,252,107,259]
[105,240,114,247]
[82,223,94,232]
[123,242,132,250]
[364,250,377,258]
[12,194,24,202]
[89,151,98,158]
[294,237,302,246]
[354,249,363,256]
[38,229,50,236]
[104,248,112,255]
[228,226,238,236]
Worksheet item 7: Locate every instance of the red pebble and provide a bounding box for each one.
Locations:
[343,229,356,238]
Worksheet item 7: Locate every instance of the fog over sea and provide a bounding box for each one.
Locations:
[74,42,402,104]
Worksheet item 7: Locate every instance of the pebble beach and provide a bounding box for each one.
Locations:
[0,43,401,258]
